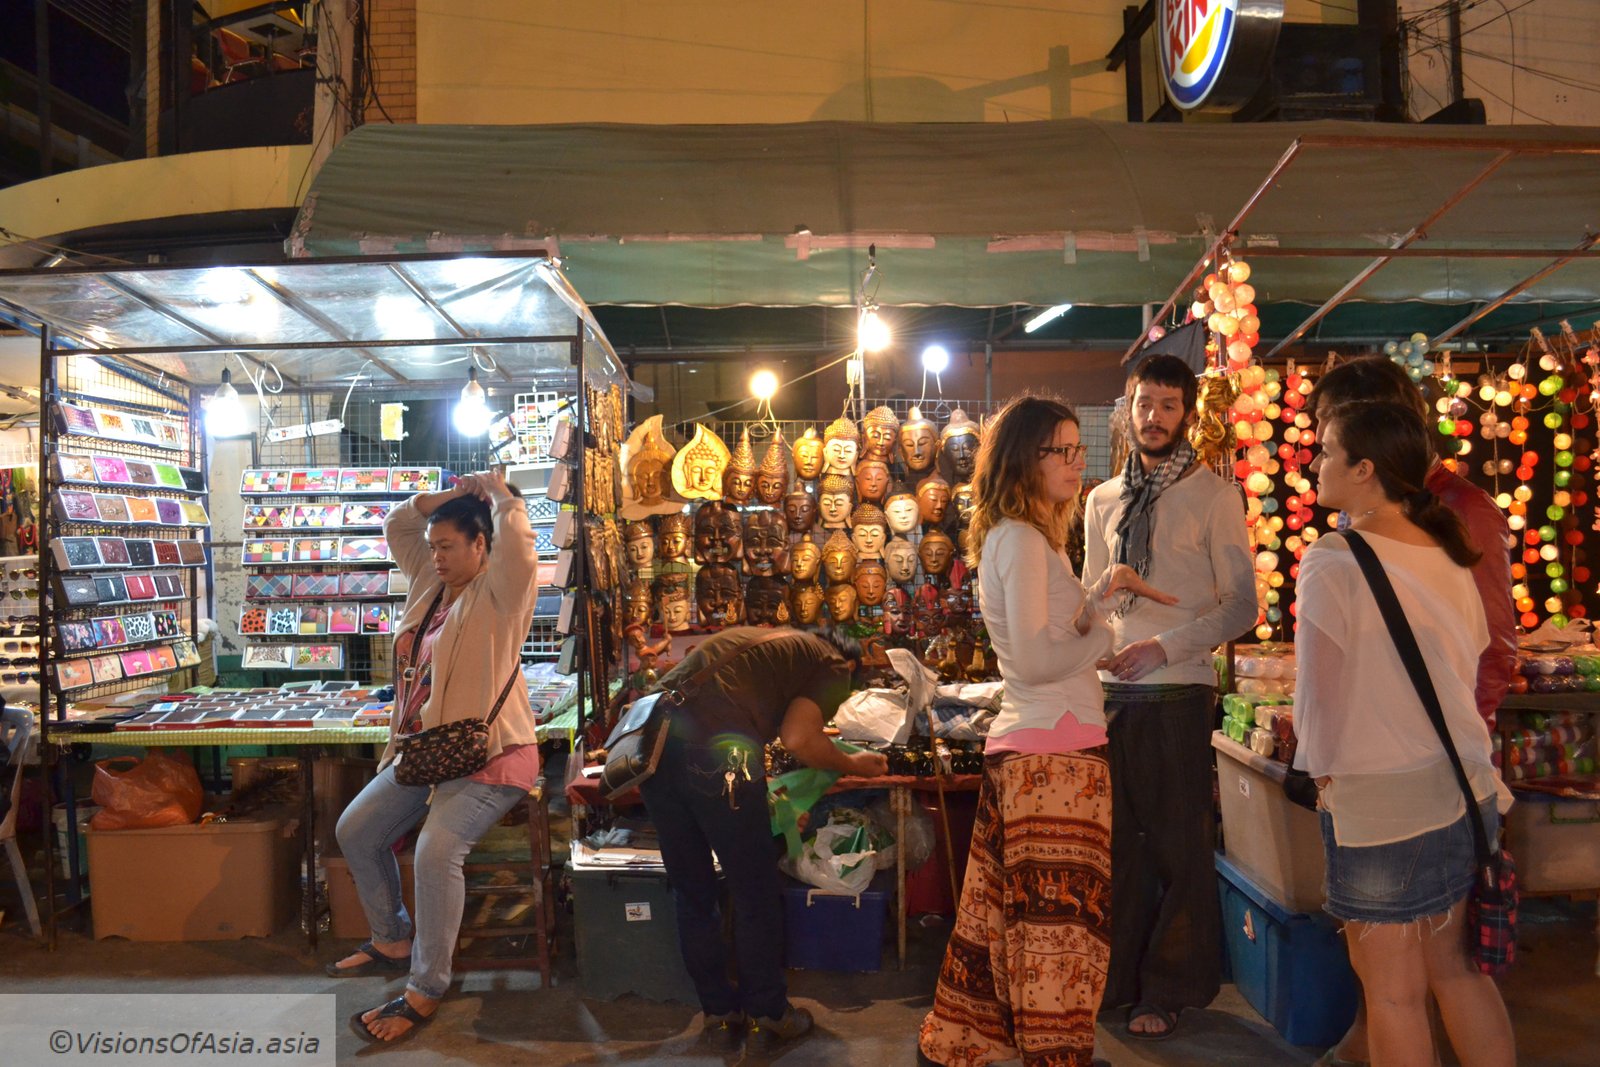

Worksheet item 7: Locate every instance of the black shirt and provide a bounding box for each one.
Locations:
[654,628,852,744]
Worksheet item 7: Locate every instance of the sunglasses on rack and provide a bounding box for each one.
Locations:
[0,656,35,667]
[0,671,38,684]
[7,568,37,580]
[1038,444,1090,463]
[7,588,38,600]
[0,639,36,654]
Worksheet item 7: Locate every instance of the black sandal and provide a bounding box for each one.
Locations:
[325,940,410,978]
[1126,1003,1177,1041]
[349,995,434,1044]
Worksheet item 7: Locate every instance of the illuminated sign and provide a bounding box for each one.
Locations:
[1158,0,1283,113]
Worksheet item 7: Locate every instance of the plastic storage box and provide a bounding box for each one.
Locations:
[1507,794,1600,892]
[1213,731,1327,913]
[569,864,698,1003]
[1216,852,1358,1047]
[326,853,416,940]
[86,814,300,941]
[782,872,891,972]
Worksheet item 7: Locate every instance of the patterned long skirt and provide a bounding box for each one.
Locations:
[918,748,1113,1067]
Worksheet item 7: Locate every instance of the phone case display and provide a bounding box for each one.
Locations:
[238,467,448,495]
[45,388,204,699]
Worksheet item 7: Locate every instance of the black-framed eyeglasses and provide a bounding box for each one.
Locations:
[1039,444,1089,462]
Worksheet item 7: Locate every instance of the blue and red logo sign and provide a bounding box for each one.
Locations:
[1159,0,1239,110]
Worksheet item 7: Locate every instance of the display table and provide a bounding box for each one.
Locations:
[567,768,983,968]
[49,725,390,948]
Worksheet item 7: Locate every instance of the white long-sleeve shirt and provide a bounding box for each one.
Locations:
[1083,466,1257,686]
[1293,532,1507,845]
[979,519,1112,738]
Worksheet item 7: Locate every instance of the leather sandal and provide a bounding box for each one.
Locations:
[1126,1003,1177,1041]
[324,940,410,978]
[349,995,434,1044]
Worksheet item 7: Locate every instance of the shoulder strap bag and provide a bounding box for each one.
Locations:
[1343,531,1517,976]
[599,630,793,801]
[393,587,523,787]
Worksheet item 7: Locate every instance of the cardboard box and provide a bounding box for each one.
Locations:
[782,873,891,972]
[1217,852,1358,1047]
[1508,795,1600,892]
[326,853,415,940]
[86,813,300,941]
[569,864,697,1003]
[1213,731,1326,913]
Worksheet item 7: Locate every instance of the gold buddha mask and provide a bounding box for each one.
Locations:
[825,582,859,623]
[854,459,890,503]
[792,427,825,481]
[788,581,824,624]
[623,577,652,627]
[656,512,693,562]
[756,436,790,505]
[621,414,677,514]
[788,534,822,582]
[822,529,858,583]
[953,483,976,527]
[861,405,901,463]
[818,473,854,529]
[724,428,757,505]
[899,406,937,473]
[670,424,731,501]
[916,473,952,525]
[918,529,956,576]
[623,520,655,568]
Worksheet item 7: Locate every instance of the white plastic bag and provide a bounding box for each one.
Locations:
[832,689,911,745]
[779,815,877,895]
[865,795,935,872]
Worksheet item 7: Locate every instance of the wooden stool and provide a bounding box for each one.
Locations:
[453,778,557,987]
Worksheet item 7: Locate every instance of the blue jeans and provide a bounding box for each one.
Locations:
[639,733,787,1020]
[335,764,527,999]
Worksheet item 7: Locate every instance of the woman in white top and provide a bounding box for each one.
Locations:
[919,395,1172,1067]
[1295,400,1514,1067]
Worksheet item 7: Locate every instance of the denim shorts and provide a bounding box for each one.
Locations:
[1319,800,1499,925]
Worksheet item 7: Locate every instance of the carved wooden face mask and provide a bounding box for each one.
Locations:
[788,535,822,582]
[624,578,652,627]
[657,513,693,563]
[655,574,692,632]
[953,483,976,527]
[789,581,824,624]
[825,582,859,623]
[822,417,860,477]
[623,521,655,568]
[850,505,887,560]
[883,587,911,635]
[854,460,890,503]
[861,406,901,463]
[899,409,937,473]
[784,488,817,533]
[884,493,920,535]
[916,474,952,525]
[818,475,854,528]
[918,529,956,576]
[745,576,790,626]
[671,424,731,501]
[792,428,825,481]
[742,510,788,576]
[883,538,918,584]
[695,563,743,628]
[852,560,887,606]
[725,428,757,505]
[756,438,790,505]
[822,530,858,583]
[693,501,742,564]
[940,409,981,483]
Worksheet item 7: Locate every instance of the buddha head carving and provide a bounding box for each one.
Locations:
[783,487,817,533]
[883,537,919,584]
[792,427,825,481]
[899,406,938,474]
[916,473,952,525]
[670,424,731,501]
[693,500,741,564]
[695,563,743,628]
[853,559,887,607]
[952,482,976,528]
[756,437,790,505]
[623,415,676,511]
[654,573,692,632]
[918,529,956,577]
[825,582,859,624]
[624,577,652,628]
[854,459,890,504]
[623,520,655,569]
[849,503,888,560]
[788,533,822,582]
[724,428,757,505]
[939,408,981,483]
[818,474,855,529]
[860,405,901,463]
[788,581,824,625]
[745,576,790,626]
[822,529,858,584]
[821,416,860,477]
[883,490,920,536]
[742,510,788,576]
[657,512,693,563]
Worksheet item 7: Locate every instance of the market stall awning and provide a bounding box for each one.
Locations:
[289,120,1600,309]
[0,253,625,388]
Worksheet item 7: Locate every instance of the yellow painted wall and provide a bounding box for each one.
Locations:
[417,1,1353,126]
[0,145,314,259]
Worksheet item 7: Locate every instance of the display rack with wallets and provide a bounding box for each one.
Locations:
[44,385,206,699]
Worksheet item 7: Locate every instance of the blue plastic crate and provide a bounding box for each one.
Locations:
[1216,852,1359,1047]
[782,872,891,972]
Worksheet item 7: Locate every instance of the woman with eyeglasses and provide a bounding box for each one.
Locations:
[918,394,1175,1067]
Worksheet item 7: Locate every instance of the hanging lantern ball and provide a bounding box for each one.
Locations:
[1192,301,1212,319]
[1508,363,1527,381]
[1539,353,1559,372]
[1547,562,1566,579]
[1540,543,1560,561]
[1228,261,1252,284]
[1410,332,1430,354]
[1538,376,1563,397]
[1554,470,1572,487]
[1255,623,1274,641]
[1227,339,1253,364]
[1548,504,1568,521]
[1545,596,1566,614]
[1521,611,1541,629]
[1383,341,1400,358]
[1233,283,1256,306]
[1552,613,1571,628]
[1555,450,1575,468]
[1438,419,1457,436]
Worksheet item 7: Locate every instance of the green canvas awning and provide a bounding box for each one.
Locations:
[291,119,1600,310]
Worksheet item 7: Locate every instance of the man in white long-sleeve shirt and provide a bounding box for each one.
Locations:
[1082,354,1258,1040]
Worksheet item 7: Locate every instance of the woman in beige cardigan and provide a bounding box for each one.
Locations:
[330,470,539,1045]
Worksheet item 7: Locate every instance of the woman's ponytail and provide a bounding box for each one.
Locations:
[1404,490,1481,569]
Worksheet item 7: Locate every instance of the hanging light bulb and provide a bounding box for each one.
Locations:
[453,366,492,436]
[749,369,779,401]
[205,367,250,437]
[921,344,950,375]
[858,307,891,352]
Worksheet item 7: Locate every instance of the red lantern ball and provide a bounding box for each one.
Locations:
[1521,611,1540,629]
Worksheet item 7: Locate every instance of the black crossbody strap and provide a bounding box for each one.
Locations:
[1342,531,1492,867]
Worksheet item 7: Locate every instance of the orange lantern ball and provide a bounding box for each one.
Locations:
[1512,416,1530,431]
[1523,548,1542,565]
[1521,611,1540,629]
[1508,501,1527,517]
[1521,451,1539,467]
[1510,430,1528,446]
[1517,596,1535,613]
[1510,563,1527,580]
[1516,466,1534,481]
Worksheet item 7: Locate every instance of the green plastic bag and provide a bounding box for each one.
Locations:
[768,739,863,860]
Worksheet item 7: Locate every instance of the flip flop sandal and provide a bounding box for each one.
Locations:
[325,940,410,978]
[1126,1003,1177,1041]
[349,996,434,1044]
